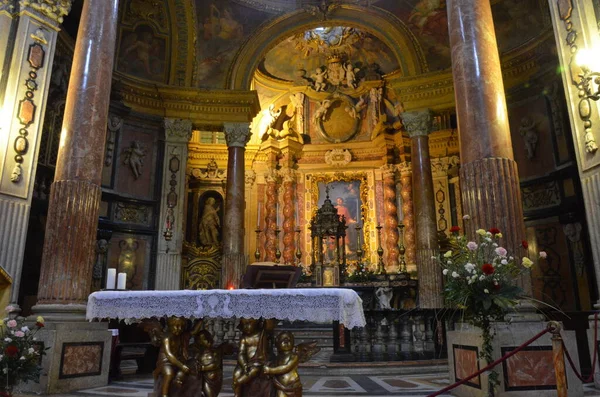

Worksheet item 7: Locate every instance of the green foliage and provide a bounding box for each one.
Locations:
[346,261,376,283]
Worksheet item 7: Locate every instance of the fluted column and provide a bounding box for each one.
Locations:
[447,0,529,292]
[381,164,399,271]
[33,0,118,319]
[397,162,416,270]
[402,110,443,309]
[155,119,192,290]
[281,168,297,265]
[263,169,279,262]
[0,0,72,311]
[221,122,251,289]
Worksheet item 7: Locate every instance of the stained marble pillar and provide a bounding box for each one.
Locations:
[397,162,416,270]
[221,122,251,288]
[402,110,443,309]
[263,169,279,262]
[381,164,399,271]
[155,118,192,290]
[281,168,297,265]
[0,0,72,311]
[32,0,118,318]
[447,0,529,292]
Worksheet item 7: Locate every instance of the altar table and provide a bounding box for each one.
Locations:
[86,288,366,328]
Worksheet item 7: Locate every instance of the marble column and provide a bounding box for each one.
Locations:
[381,164,399,271]
[281,168,297,265]
[397,162,416,270]
[402,110,443,309]
[32,0,119,318]
[447,0,529,292]
[155,118,192,290]
[221,122,251,288]
[263,169,279,262]
[0,0,72,311]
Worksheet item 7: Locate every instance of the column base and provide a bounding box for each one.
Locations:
[19,321,112,394]
[31,303,88,322]
[588,302,600,389]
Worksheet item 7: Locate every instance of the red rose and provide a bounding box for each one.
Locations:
[488,228,501,235]
[4,345,18,357]
[482,263,495,275]
[36,322,44,328]
[521,240,529,249]
[450,226,461,233]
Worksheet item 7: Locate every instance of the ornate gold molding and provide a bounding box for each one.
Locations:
[19,0,71,24]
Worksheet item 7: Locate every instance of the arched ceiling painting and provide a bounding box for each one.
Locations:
[261,27,400,81]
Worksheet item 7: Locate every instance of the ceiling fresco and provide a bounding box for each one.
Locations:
[261,27,400,81]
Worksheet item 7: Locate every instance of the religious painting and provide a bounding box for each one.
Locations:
[317,180,362,260]
[195,0,271,88]
[501,346,556,390]
[197,191,224,247]
[116,24,168,83]
[375,0,451,71]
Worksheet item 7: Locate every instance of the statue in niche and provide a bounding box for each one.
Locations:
[564,222,585,277]
[519,116,538,159]
[199,197,220,247]
[311,67,328,92]
[312,99,332,126]
[122,140,146,179]
[375,287,393,309]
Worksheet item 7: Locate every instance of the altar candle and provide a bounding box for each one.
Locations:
[276,203,280,227]
[117,273,127,290]
[106,269,116,290]
[257,203,262,226]
[295,202,299,226]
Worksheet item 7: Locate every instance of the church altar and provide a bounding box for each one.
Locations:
[86,288,366,328]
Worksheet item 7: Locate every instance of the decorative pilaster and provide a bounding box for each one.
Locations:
[33,0,118,316]
[397,162,416,270]
[401,109,443,309]
[155,118,192,290]
[0,0,72,310]
[381,164,399,272]
[263,169,280,262]
[221,122,251,288]
[447,0,529,293]
[281,168,297,264]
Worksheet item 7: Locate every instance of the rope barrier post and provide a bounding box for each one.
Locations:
[549,321,568,397]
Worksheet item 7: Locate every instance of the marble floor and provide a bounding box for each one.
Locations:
[19,371,600,397]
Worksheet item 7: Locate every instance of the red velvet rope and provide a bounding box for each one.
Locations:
[562,312,598,383]
[427,326,553,397]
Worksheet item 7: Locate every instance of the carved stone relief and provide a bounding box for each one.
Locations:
[191,158,226,180]
[122,140,146,179]
[563,222,585,276]
[19,0,72,23]
[324,149,352,166]
[519,116,538,160]
[521,181,561,211]
[114,202,151,225]
[105,114,123,167]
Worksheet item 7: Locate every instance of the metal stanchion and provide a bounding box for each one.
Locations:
[549,321,568,397]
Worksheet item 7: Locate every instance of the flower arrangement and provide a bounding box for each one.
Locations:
[438,218,545,394]
[346,260,375,283]
[0,306,46,393]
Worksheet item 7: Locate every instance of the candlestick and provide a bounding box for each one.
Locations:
[355,224,363,264]
[398,222,407,273]
[295,227,302,265]
[254,226,262,262]
[275,228,281,263]
[376,223,385,274]
[116,272,126,290]
[106,268,116,290]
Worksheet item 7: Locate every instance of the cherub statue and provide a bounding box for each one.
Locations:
[189,330,233,397]
[311,67,328,92]
[122,140,146,179]
[519,116,538,159]
[143,317,193,397]
[345,96,367,120]
[343,62,360,89]
[261,332,320,397]
[261,104,282,140]
[312,99,332,126]
[232,318,269,397]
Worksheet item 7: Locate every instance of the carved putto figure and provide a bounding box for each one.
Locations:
[343,62,359,89]
[189,330,231,397]
[261,104,283,140]
[344,96,367,120]
[312,99,332,125]
[311,67,328,92]
[232,318,272,396]
[122,140,146,179]
[519,117,538,159]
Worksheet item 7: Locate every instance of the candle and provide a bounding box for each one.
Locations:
[276,203,280,227]
[295,203,299,226]
[106,269,116,290]
[117,273,127,290]
[257,203,262,226]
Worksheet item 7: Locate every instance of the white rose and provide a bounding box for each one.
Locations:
[21,326,29,333]
[484,289,489,294]
[28,347,34,354]
[442,269,449,275]
[464,263,475,273]
[19,356,25,361]
[479,275,485,281]
[451,271,459,278]
[4,337,11,343]
[501,259,508,265]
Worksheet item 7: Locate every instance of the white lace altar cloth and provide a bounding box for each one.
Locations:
[86,288,366,329]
